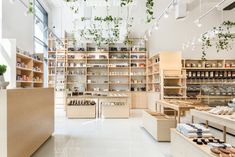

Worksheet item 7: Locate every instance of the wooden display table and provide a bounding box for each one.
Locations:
[0,88,54,157]
[171,129,216,157]
[157,100,195,123]
[66,94,130,118]
[143,110,176,141]
[99,97,129,118]
[191,109,235,142]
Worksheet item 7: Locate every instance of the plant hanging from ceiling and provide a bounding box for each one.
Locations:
[79,16,123,46]
[201,21,235,60]
[27,0,34,14]
[120,0,133,7]
[146,0,154,23]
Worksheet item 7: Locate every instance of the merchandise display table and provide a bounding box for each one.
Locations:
[0,88,54,157]
[143,110,176,141]
[191,109,235,142]
[66,94,130,118]
[157,100,195,123]
[171,129,216,157]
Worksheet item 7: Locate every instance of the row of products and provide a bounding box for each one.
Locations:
[87,54,108,59]
[33,66,42,72]
[68,47,85,51]
[48,48,57,51]
[110,54,129,59]
[131,87,146,91]
[187,71,235,79]
[68,100,96,106]
[110,72,129,75]
[131,79,145,84]
[208,106,234,115]
[131,63,146,67]
[68,70,86,75]
[201,86,235,96]
[17,48,42,61]
[87,72,108,76]
[130,55,146,59]
[68,54,86,59]
[185,62,223,68]
[185,62,235,68]
[16,75,30,82]
[49,69,65,75]
[17,61,29,69]
[87,80,108,84]
[176,123,212,138]
[101,102,127,106]
[33,76,42,82]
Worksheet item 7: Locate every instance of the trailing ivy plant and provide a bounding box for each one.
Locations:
[120,0,133,7]
[201,21,235,60]
[146,0,154,23]
[27,0,34,14]
[80,16,123,46]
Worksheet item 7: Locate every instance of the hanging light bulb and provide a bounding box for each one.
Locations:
[154,22,159,30]
[194,19,202,27]
[144,35,148,41]
[9,0,15,4]
[164,11,169,18]
[148,29,152,37]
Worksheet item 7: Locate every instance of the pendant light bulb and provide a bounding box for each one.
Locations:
[10,0,15,4]
[144,35,148,41]
[194,19,202,28]
[154,23,159,30]
[148,29,152,37]
[164,11,169,18]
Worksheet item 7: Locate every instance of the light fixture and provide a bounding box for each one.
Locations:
[148,29,152,37]
[154,22,159,30]
[194,19,202,27]
[164,11,169,18]
[9,0,15,4]
[144,35,148,41]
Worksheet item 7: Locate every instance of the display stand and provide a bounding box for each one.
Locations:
[157,100,195,123]
[100,97,129,118]
[143,110,176,141]
[191,109,235,142]
[171,129,216,157]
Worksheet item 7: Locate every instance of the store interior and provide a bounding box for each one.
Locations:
[0,0,235,157]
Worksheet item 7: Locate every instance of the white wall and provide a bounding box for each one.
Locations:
[147,0,235,59]
[0,0,2,38]
[2,0,52,52]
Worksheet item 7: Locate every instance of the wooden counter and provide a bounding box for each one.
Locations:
[0,88,54,157]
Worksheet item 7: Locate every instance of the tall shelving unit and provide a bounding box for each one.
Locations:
[147,52,186,100]
[16,49,44,88]
[182,59,235,105]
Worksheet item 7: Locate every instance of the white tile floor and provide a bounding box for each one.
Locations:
[32,109,172,157]
[32,109,235,157]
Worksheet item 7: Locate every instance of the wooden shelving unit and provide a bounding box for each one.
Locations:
[147,52,186,100]
[182,59,235,105]
[16,49,44,88]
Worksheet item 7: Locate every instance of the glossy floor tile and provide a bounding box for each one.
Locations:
[33,109,172,157]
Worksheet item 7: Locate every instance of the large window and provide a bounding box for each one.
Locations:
[34,0,48,54]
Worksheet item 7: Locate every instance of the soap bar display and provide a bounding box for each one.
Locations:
[68,100,96,106]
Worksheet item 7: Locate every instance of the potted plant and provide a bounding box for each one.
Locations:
[0,64,7,85]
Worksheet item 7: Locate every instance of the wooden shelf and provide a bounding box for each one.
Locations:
[33,71,44,74]
[16,53,32,60]
[16,81,32,83]
[16,67,32,71]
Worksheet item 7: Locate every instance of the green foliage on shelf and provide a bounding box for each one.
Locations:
[0,65,7,75]
[120,0,133,7]
[201,21,235,60]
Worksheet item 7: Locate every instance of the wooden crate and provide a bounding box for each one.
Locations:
[142,110,176,141]
[67,105,96,119]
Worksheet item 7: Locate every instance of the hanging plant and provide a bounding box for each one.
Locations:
[201,21,235,60]
[120,0,133,7]
[80,16,123,46]
[146,0,154,23]
[70,6,79,14]
[27,0,34,14]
